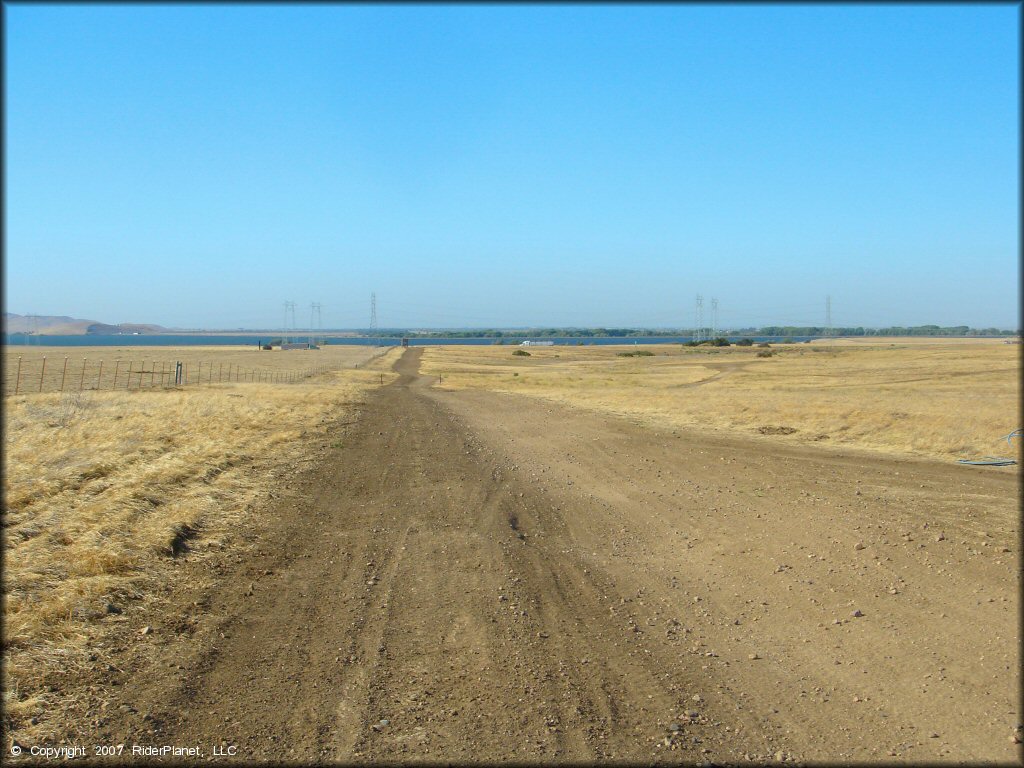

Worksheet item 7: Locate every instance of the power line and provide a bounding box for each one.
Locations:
[283,300,296,343]
[310,302,322,346]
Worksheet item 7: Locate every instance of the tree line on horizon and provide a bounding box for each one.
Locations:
[360,324,1018,339]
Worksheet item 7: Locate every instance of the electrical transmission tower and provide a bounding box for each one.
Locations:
[310,302,322,346]
[711,298,719,339]
[370,292,377,333]
[283,301,296,343]
[694,295,704,342]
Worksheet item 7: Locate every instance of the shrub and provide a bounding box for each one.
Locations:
[735,338,754,346]
[512,349,531,357]
[617,350,654,357]
[709,337,730,347]
[756,350,773,357]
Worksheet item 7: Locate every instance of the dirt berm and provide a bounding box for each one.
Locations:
[88,347,1019,763]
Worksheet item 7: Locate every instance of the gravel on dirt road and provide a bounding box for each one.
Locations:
[84,348,1019,763]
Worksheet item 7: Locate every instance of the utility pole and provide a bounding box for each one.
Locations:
[711,298,719,340]
[694,295,704,343]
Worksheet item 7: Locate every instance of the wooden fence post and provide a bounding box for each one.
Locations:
[113,360,120,389]
[219,363,223,382]
[60,357,69,391]
[96,360,103,390]
[127,361,133,389]
[79,359,87,391]
[150,361,155,388]
[15,356,22,394]
[39,356,47,392]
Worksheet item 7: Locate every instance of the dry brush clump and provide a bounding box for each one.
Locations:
[422,341,1020,462]
[1,347,402,740]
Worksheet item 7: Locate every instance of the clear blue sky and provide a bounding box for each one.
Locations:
[5,4,1019,330]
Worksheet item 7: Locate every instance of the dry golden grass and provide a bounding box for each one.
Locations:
[422,339,1021,462]
[1,345,402,738]
[2,343,392,394]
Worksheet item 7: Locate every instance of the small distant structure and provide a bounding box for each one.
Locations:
[278,342,309,351]
[520,340,555,346]
[401,338,409,347]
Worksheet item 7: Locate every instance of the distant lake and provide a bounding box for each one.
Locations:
[3,334,818,347]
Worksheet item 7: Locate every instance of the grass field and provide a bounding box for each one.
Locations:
[2,343,392,394]
[421,338,1021,462]
[1,345,402,739]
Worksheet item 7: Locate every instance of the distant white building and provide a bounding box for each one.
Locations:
[520,340,555,346]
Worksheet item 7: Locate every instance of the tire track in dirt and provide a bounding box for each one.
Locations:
[89,347,1018,764]
[97,348,758,763]
[429,380,1019,763]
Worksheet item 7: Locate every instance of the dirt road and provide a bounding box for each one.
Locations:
[91,348,1019,763]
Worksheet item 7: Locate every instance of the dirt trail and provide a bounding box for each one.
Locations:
[92,348,1018,763]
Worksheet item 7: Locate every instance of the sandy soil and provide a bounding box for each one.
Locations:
[32,348,1019,764]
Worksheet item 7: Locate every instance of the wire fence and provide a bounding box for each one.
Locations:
[3,355,335,396]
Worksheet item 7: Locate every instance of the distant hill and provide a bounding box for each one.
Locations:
[3,313,169,335]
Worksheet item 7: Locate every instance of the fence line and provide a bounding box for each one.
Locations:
[4,356,335,396]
